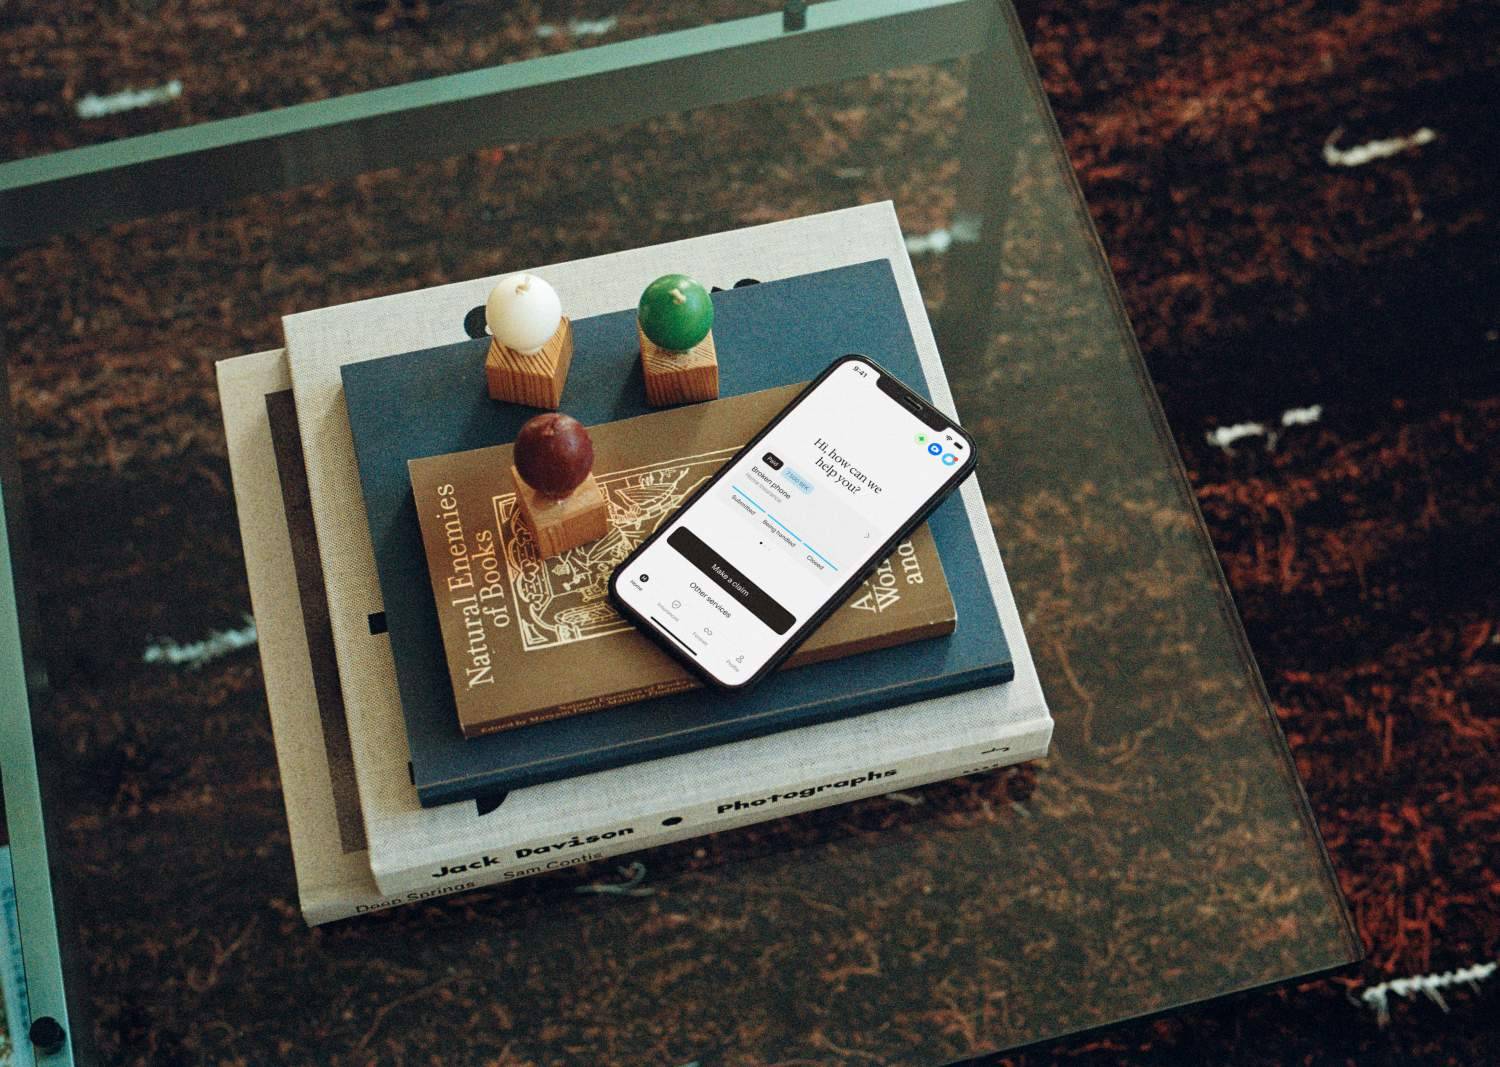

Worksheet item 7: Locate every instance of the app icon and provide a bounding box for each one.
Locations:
[941,453,958,465]
[927,442,943,456]
[914,433,928,445]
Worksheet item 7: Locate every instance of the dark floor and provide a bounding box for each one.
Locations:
[2,0,1498,1064]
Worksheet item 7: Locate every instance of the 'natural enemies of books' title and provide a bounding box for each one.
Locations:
[435,483,510,690]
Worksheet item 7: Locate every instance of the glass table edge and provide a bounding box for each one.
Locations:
[0,0,995,247]
[1,472,79,1062]
[946,952,1367,1065]
[988,0,1363,962]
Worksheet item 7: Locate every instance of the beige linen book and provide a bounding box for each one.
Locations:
[216,350,393,923]
[279,203,1052,899]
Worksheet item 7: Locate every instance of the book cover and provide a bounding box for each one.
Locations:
[410,385,954,737]
[343,257,1014,806]
[279,203,1049,896]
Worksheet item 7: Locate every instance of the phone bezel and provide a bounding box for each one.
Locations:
[606,353,979,691]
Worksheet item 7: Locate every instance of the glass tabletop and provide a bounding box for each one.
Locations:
[0,1,1360,1063]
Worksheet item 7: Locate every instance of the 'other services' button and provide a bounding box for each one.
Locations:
[666,527,796,635]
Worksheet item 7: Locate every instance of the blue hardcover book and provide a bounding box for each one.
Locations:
[342,259,1012,807]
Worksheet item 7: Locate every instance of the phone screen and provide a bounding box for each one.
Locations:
[610,356,975,688]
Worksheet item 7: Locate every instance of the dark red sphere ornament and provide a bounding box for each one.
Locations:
[514,413,594,497]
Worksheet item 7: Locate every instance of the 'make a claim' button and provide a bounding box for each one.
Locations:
[666,527,795,634]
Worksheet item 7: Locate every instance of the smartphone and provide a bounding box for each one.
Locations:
[608,354,978,691]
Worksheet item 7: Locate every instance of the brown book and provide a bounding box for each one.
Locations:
[409,385,955,738]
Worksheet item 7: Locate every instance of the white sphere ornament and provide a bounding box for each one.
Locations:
[485,273,562,354]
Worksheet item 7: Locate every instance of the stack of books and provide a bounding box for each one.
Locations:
[218,204,1052,925]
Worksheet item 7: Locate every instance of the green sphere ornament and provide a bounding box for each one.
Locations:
[637,274,714,352]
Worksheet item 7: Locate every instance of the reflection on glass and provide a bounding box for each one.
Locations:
[1,1,783,161]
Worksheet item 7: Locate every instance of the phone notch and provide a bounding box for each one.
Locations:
[874,369,947,430]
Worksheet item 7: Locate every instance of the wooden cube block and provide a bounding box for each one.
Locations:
[638,324,718,407]
[511,465,609,557]
[486,317,574,409]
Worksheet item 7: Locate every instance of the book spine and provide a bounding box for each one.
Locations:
[369,721,1052,898]
[422,660,1017,804]
[460,610,953,735]
[299,878,488,927]
[463,678,701,738]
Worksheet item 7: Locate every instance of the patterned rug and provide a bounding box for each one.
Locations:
[2,1,1496,1063]
[1022,0,1499,1061]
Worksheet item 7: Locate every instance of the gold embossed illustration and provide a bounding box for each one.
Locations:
[492,448,739,650]
[491,446,924,651]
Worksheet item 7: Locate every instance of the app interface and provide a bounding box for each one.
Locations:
[615,359,969,685]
